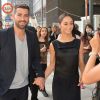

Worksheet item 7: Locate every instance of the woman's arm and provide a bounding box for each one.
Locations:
[45,43,55,79]
[79,41,85,77]
[82,54,100,84]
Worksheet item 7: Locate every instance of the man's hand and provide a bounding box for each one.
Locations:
[33,77,45,90]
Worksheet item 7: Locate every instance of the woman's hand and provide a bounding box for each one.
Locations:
[78,77,85,89]
[40,46,47,52]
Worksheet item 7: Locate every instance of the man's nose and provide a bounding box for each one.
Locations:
[21,16,25,20]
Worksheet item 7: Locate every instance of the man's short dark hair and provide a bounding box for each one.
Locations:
[14,4,30,14]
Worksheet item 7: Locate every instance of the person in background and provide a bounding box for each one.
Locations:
[30,27,49,100]
[80,24,94,89]
[45,13,85,100]
[0,4,44,100]
[48,25,59,44]
[47,26,52,36]
[36,26,41,38]
[38,27,49,97]
[81,24,94,64]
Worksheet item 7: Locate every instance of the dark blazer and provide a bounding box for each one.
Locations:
[0,27,43,96]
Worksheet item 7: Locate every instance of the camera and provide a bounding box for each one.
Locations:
[87,32,94,38]
[91,27,100,37]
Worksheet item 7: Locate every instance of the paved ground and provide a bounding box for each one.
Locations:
[28,72,95,100]
[28,53,96,100]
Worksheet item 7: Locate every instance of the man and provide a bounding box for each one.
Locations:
[0,4,44,100]
[48,25,59,44]
[36,26,41,38]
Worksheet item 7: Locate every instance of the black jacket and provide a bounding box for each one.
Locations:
[0,27,44,96]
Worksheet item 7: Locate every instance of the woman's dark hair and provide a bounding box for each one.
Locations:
[58,13,76,37]
[84,24,93,35]
[82,24,93,42]
[39,27,48,43]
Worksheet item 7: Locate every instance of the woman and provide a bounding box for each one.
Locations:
[81,24,94,64]
[82,31,100,84]
[30,27,49,100]
[38,27,49,97]
[45,13,85,100]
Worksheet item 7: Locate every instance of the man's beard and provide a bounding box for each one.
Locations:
[15,21,28,29]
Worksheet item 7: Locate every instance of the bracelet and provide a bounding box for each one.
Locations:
[89,52,98,57]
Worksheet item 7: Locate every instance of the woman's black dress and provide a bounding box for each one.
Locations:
[52,39,81,100]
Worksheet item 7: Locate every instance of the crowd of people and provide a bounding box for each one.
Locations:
[0,4,100,100]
